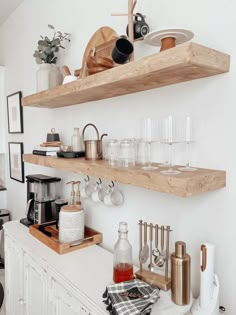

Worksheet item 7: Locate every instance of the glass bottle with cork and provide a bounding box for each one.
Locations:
[113,222,133,283]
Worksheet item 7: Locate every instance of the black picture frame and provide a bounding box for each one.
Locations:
[8,142,25,183]
[7,91,23,134]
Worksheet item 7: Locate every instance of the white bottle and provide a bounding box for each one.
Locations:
[71,128,83,152]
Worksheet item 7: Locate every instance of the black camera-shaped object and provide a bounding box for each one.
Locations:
[126,13,150,40]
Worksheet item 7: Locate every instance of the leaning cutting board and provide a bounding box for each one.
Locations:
[79,26,118,78]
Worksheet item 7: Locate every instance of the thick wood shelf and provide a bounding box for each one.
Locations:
[22,43,230,109]
[23,154,226,197]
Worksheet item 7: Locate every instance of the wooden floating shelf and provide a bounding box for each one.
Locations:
[22,43,230,109]
[23,154,226,197]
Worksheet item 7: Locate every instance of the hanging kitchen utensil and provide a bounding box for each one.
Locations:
[165,226,171,282]
[140,221,149,264]
[82,123,108,160]
[152,224,160,257]
[138,219,143,270]
[148,223,154,272]
[154,225,166,267]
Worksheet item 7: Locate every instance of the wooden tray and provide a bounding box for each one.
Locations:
[29,224,102,254]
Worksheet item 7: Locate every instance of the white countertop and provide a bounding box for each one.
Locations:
[4,220,192,315]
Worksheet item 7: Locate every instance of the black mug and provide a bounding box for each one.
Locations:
[112,38,134,64]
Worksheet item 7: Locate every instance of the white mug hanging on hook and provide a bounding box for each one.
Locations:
[80,176,90,199]
[91,179,107,203]
[104,182,124,207]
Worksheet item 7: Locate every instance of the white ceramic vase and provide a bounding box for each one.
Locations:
[36,63,63,92]
[71,128,84,152]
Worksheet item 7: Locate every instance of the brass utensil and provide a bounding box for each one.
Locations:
[154,225,166,267]
[152,224,160,257]
[140,222,149,264]
[165,225,171,281]
[139,220,143,270]
[148,223,154,272]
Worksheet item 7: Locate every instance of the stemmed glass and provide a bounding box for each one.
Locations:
[178,116,197,172]
[158,117,170,167]
[160,116,181,175]
[140,117,158,170]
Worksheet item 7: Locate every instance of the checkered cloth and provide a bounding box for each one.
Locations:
[103,279,160,315]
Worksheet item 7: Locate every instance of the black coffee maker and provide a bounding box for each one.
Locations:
[20,174,61,227]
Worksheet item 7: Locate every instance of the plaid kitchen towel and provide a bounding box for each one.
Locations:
[103,279,160,315]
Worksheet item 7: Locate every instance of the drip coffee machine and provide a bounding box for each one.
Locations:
[20,174,61,227]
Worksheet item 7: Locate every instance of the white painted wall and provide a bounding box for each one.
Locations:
[0,0,235,312]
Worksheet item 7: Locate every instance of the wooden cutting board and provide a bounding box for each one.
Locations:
[80,26,118,78]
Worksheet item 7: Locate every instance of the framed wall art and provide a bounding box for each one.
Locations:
[7,91,23,133]
[8,142,25,183]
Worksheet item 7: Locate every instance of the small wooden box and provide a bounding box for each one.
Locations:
[29,224,102,255]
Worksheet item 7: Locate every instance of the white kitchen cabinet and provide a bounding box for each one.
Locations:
[4,236,24,315]
[5,236,49,315]
[4,221,192,315]
[23,252,48,315]
[50,276,82,315]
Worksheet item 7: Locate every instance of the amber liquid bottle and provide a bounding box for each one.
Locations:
[113,222,133,283]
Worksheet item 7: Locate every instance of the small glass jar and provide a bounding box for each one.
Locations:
[104,139,119,166]
[119,140,136,167]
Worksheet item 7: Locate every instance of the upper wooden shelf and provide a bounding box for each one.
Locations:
[23,154,226,197]
[22,43,230,109]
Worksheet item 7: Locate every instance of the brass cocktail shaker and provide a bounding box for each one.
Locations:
[171,241,191,305]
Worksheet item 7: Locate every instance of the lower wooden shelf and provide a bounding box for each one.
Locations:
[23,154,226,197]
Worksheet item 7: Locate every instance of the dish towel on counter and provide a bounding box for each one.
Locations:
[103,279,160,315]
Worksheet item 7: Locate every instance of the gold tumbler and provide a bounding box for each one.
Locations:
[171,241,191,305]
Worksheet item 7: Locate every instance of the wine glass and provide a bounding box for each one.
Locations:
[178,116,197,172]
[158,117,170,167]
[140,117,158,170]
[160,116,181,175]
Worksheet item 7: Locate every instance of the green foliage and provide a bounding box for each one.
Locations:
[33,25,71,64]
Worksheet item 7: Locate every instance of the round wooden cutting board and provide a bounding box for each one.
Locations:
[80,26,118,77]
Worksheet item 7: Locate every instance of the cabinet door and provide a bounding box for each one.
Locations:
[23,252,48,315]
[4,235,24,315]
[81,305,92,315]
[50,276,83,315]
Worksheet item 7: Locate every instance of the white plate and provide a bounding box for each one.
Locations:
[144,28,194,47]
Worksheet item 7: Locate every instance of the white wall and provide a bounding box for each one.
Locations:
[0,0,235,312]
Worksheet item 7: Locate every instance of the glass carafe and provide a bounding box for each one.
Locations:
[71,127,83,152]
[113,222,133,283]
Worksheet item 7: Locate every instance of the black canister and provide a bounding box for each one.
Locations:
[55,199,68,229]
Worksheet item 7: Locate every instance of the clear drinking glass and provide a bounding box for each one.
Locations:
[119,139,136,167]
[160,116,181,175]
[140,117,158,170]
[136,140,149,165]
[178,116,197,172]
[104,139,120,167]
